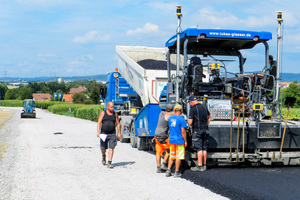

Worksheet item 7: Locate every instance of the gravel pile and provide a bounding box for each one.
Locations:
[137,59,177,70]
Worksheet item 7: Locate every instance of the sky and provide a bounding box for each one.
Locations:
[1,0,300,78]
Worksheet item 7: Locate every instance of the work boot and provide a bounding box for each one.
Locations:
[161,162,168,171]
[107,161,114,169]
[174,171,182,178]
[156,166,163,173]
[165,169,172,177]
[191,165,202,172]
[102,156,106,165]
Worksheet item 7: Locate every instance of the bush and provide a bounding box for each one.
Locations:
[47,103,82,114]
[47,103,103,122]
[35,101,61,109]
[84,99,94,105]
[0,100,23,107]
[74,106,102,122]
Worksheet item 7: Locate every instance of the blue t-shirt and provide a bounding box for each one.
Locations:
[168,115,187,145]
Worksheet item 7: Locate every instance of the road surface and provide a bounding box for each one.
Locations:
[0,107,227,200]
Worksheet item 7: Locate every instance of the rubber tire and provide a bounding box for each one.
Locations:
[137,137,147,151]
[120,131,130,143]
[119,118,129,143]
[130,123,137,148]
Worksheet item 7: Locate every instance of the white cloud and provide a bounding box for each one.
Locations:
[16,0,70,5]
[81,55,94,61]
[147,2,177,12]
[38,53,56,57]
[192,8,273,29]
[126,23,159,36]
[240,16,273,28]
[192,8,239,28]
[73,31,111,44]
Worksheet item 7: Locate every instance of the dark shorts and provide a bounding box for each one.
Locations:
[100,133,117,150]
[192,130,209,151]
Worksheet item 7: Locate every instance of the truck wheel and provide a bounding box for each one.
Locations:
[137,137,147,151]
[130,124,137,148]
[120,131,129,143]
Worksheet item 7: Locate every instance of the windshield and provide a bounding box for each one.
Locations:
[24,100,35,107]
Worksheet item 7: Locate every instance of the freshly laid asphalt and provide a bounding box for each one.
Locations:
[182,165,300,200]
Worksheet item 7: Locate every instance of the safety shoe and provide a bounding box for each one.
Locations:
[191,165,202,172]
[156,166,163,173]
[107,161,114,169]
[165,169,172,177]
[102,157,106,165]
[161,162,168,171]
[174,171,182,178]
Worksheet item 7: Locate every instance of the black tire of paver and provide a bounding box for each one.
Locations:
[130,123,137,148]
[137,137,147,151]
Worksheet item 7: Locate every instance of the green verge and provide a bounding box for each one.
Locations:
[47,103,103,122]
[0,100,103,122]
[0,100,61,109]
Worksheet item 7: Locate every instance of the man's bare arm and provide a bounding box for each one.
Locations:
[97,111,104,137]
[115,113,121,140]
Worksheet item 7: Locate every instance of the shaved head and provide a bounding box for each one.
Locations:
[107,102,114,113]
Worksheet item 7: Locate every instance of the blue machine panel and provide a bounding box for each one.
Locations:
[134,103,162,137]
[166,28,272,49]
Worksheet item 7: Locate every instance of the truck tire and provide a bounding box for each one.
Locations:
[137,137,147,151]
[119,117,130,143]
[130,124,137,148]
[120,131,129,143]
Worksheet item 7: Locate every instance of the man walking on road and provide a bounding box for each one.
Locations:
[97,102,121,168]
[154,104,173,173]
[188,96,211,172]
[165,104,187,178]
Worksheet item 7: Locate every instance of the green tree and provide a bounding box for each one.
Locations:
[19,86,34,100]
[0,83,8,100]
[4,88,19,100]
[89,87,100,104]
[86,80,101,104]
[42,86,51,93]
[283,83,300,108]
[72,93,87,104]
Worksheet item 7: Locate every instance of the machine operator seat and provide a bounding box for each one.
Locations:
[187,56,204,85]
[265,60,277,90]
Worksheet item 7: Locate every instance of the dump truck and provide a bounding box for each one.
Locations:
[104,46,178,149]
[21,99,36,118]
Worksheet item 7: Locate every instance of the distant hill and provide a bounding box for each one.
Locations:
[0,73,299,83]
[0,74,108,82]
[280,73,300,82]
[245,72,300,82]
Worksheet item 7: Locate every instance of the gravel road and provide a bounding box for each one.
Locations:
[0,107,227,200]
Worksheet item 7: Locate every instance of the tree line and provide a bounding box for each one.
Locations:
[0,80,105,104]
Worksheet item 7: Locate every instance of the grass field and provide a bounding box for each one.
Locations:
[281,107,300,120]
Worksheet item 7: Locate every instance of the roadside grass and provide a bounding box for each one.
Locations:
[0,100,103,122]
[48,103,103,122]
[281,107,300,120]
